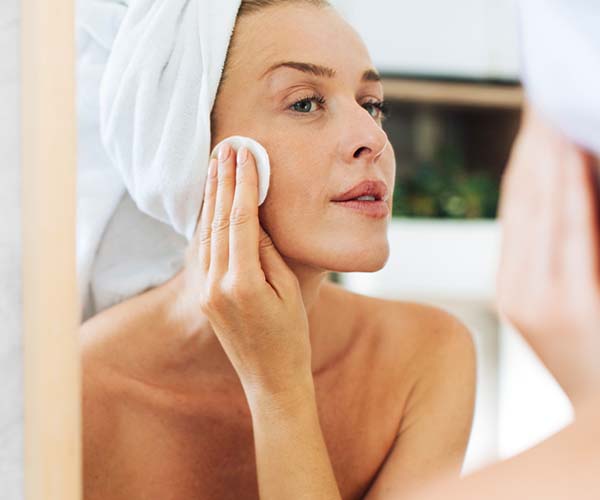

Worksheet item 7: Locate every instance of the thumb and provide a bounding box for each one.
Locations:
[258,226,296,291]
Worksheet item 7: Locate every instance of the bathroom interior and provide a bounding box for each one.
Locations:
[1,0,583,497]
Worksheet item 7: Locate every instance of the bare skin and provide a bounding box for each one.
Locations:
[82,4,476,499]
[82,278,475,500]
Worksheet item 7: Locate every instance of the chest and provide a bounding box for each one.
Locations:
[85,364,405,500]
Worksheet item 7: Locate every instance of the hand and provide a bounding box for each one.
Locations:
[179,143,312,398]
[497,107,600,405]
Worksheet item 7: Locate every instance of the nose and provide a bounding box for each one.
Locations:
[340,101,389,164]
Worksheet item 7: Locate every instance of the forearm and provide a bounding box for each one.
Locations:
[246,377,342,500]
[410,396,600,500]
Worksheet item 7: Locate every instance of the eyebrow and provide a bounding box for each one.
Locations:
[261,61,381,82]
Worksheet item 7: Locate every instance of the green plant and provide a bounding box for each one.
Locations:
[392,145,499,219]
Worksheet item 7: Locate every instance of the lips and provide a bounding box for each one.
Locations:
[331,180,388,202]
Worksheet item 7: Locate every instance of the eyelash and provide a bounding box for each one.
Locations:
[290,93,391,121]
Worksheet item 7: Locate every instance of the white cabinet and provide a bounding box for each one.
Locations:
[334,0,521,80]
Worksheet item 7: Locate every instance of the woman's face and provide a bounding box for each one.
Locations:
[211,3,396,273]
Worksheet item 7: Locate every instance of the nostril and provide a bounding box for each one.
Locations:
[353,147,368,158]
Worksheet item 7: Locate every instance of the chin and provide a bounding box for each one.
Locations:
[322,242,390,273]
[270,225,391,273]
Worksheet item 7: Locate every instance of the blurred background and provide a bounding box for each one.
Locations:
[328,0,573,474]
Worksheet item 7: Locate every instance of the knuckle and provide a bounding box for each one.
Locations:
[229,283,253,302]
[221,274,253,301]
[217,174,233,189]
[197,226,212,245]
[259,233,274,250]
[211,214,230,233]
[230,207,252,227]
[202,285,225,311]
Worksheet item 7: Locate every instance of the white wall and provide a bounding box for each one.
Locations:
[334,0,521,80]
[498,324,573,459]
[0,0,24,498]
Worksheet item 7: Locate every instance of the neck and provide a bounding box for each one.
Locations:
[283,257,330,316]
[160,261,332,379]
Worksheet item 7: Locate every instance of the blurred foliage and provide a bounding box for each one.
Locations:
[392,145,500,219]
[328,272,341,283]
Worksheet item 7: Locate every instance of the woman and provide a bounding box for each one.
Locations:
[81,1,476,499]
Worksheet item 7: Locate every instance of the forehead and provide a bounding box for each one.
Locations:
[231,4,375,81]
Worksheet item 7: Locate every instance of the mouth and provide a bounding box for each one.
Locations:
[331,179,388,202]
[331,180,390,219]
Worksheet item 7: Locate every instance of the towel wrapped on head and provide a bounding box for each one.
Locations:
[100,0,245,242]
[76,0,271,320]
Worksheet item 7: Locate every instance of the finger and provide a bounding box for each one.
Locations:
[497,118,562,308]
[497,130,538,291]
[562,147,600,285]
[229,147,260,276]
[258,226,296,296]
[210,143,236,279]
[533,127,566,279]
[196,158,218,274]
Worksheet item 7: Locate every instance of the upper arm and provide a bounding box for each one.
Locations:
[365,309,477,499]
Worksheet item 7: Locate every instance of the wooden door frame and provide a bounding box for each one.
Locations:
[21,0,81,498]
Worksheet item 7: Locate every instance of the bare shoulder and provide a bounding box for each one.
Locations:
[327,282,477,444]
[328,281,474,355]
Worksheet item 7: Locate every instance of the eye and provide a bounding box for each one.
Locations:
[363,100,390,121]
[290,94,327,114]
[288,94,390,121]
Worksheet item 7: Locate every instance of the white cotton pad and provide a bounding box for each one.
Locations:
[210,136,271,205]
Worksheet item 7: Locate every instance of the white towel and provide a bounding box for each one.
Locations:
[99,0,244,241]
[518,0,600,157]
[76,0,276,321]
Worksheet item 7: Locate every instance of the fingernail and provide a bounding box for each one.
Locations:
[237,146,249,165]
[218,143,231,162]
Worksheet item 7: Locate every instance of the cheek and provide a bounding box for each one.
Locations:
[384,144,396,171]
[381,147,396,187]
[262,139,327,204]
[259,167,323,227]
[257,156,327,249]
[257,197,314,260]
